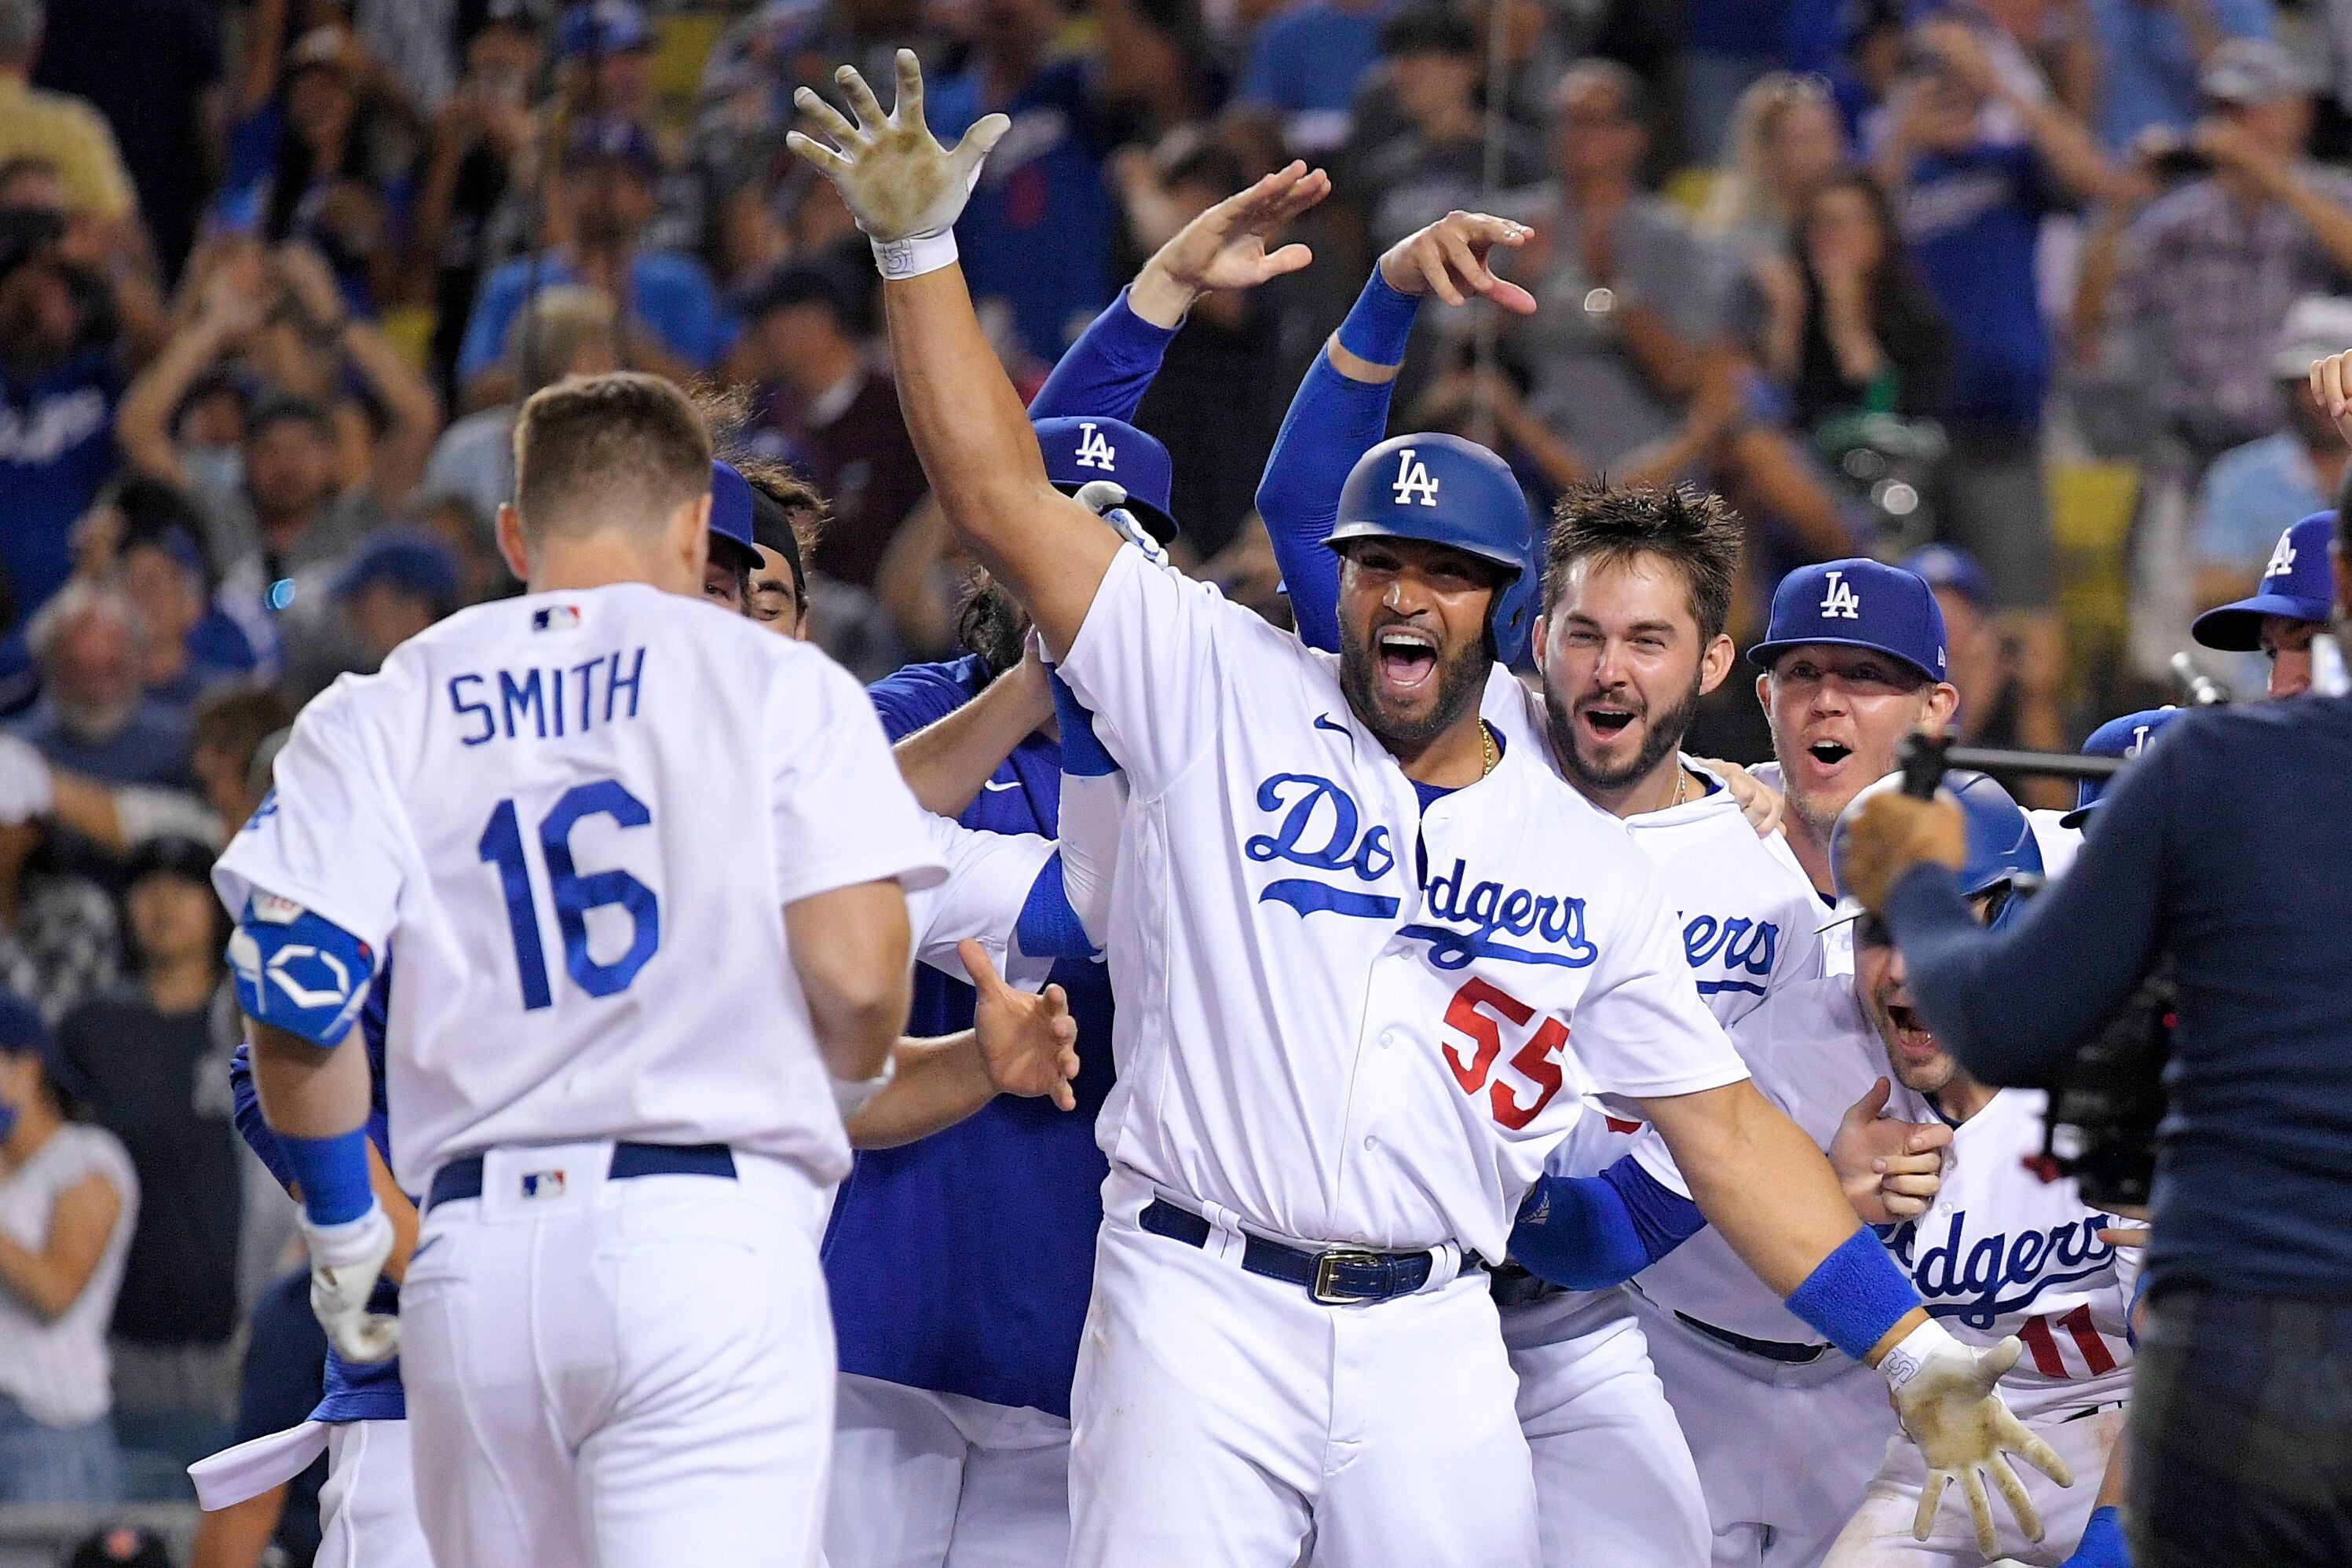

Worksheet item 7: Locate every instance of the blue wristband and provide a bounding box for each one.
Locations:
[280,1128,375,1226]
[2061,1505,2130,1568]
[1335,269,1421,367]
[1783,1227,1926,1361]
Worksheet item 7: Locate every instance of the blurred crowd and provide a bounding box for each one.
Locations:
[5,0,2352,1544]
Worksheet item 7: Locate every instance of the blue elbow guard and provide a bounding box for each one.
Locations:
[1784,1228,1926,1362]
[1050,671,1116,778]
[1015,853,1097,960]
[1510,1172,1649,1290]
[227,894,377,1047]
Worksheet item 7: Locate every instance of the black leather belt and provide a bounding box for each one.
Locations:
[1675,1309,1830,1365]
[427,1142,737,1212]
[1139,1197,1456,1305]
[1489,1262,1566,1309]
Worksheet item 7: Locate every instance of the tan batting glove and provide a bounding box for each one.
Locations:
[1882,1321,2073,1554]
[785,49,1009,277]
[301,1202,399,1364]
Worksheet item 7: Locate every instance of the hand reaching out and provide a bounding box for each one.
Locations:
[787,49,1008,251]
[1379,211,1538,314]
[1830,1076,1951,1223]
[1130,161,1332,326]
[960,939,1080,1111]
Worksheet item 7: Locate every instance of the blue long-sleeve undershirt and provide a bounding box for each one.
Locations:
[1028,286,1179,426]
[1510,1153,1706,1290]
[1256,349,1399,655]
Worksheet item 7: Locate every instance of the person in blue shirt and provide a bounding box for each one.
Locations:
[2091,0,2272,152]
[1875,17,2130,619]
[1236,0,1399,145]
[455,119,730,397]
[921,0,1120,364]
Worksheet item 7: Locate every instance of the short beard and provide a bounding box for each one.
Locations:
[1544,673,1702,795]
[60,697,137,747]
[956,577,1029,677]
[1337,631,1491,750]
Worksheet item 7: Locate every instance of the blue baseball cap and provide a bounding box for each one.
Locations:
[558,0,651,59]
[564,116,659,174]
[1749,558,1949,682]
[2191,512,2336,652]
[708,461,762,574]
[1033,417,1176,543]
[2059,707,2186,828]
[0,989,90,1106]
[1902,543,1992,609]
[332,531,461,615]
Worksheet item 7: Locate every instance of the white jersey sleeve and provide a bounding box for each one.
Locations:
[1569,861,1754,1109]
[906,816,1057,990]
[1058,546,1258,795]
[214,677,412,951]
[770,657,948,905]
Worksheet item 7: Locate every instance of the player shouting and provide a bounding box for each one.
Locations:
[791,54,2063,1568]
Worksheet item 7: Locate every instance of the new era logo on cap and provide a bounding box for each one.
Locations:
[1748,558,1949,681]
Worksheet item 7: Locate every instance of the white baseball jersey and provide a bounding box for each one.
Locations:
[2025,809,2081,880]
[1634,974,1889,1342]
[1879,1085,2137,1420]
[908,816,1058,991]
[1055,549,1749,1261]
[1750,760,1851,975]
[214,583,946,1193]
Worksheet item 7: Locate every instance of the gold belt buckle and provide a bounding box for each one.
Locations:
[1311,1249,1386,1304]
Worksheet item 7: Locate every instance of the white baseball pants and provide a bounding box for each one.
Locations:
[1069,1170,1538,1568]
[824,1374,1070,1568]
[1503,1286,1710,1568]
[399,1144,836,1568]
[317,1419,433,1568]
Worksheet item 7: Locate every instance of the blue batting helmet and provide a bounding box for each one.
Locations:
[1829,768,2044,934]
[1328,433,1536,655]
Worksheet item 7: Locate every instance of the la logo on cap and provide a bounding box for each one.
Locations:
[1392,448,1440,506]
[1819,569,1861,620]
[2266,531,2297,581]
[1074,421,1117,472]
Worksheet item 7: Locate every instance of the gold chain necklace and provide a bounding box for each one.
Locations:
[1482,722,1499,777]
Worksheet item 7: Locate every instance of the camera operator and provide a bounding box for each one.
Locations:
[1837,346,2352,1566]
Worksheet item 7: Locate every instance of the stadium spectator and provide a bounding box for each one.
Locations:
[0,1,136,246]
[410,0,544,404]
[1875,16,2129,617]
[1752,166,1952,433]
[2192,298,2352,610]
[243,25,419,316]
[93,478,262,709]
[9,583,191,791]
[1236,0,1399,149]
[0,990,137,1504]
[25,0,221,282]
[406,490,514,608]
[735,256,926,590]
[2091,0,2273,152]
[329,531,461,670]
[60,836,243,1470]
[2088,38,2352,470]
[455,117,727,401]
[1905,543,2070,809]
[424,283,623,524]
[1699,70,1849,272]
[1341,5,1544,254]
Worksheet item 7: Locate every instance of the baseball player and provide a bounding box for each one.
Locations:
[1235,208,1962,1568]
[2028,709,2189,879]
[1820,776,2137,1567]
[2190,510,2335,700]
[791,57,2060,1567]
[218,371,948,1568]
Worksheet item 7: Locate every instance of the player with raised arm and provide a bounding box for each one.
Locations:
[791,54,2063,1568]
[219,371,947,1568]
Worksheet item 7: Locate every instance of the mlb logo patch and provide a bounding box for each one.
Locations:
[533,605,582,633]
[521,1169,568,1201]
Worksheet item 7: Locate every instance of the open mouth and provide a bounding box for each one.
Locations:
[1884,1001,1937,1058]
[1806,740,1853,769]
[1579,703,1637,741]
[1377,628,1439,697]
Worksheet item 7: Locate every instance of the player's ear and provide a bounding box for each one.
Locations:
[671,491,712,593]
[1923,681,1961,733]
[1754,670,1771,713]
[1699,631,1735,696]
[495,503,531,583]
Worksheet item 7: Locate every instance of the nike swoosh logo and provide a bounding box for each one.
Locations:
[982,779,1022,792]
[1314,715,1348,736]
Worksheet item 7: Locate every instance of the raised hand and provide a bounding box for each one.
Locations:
[960,939,1081,1111]
[1893,1333,2074,1552]
[786,49,1008,254]
[2310,346,2352,448]
[1830,1076,1951,1223]
[1133,160,1331,320]
[1377,210,1538,314]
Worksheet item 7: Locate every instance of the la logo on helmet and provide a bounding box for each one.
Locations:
[1392,448,1440,507]
[1074,422,1117,471]
[1819,569,1862,621]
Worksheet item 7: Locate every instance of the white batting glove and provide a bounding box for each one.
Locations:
[0,733,56,824]
[1883,1321,2073,1554]
[301,1203,399,1364]
[786,49,1008,275]
[1071,479,1173,570]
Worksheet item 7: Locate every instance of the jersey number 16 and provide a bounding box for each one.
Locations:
[477,780,661,1010]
